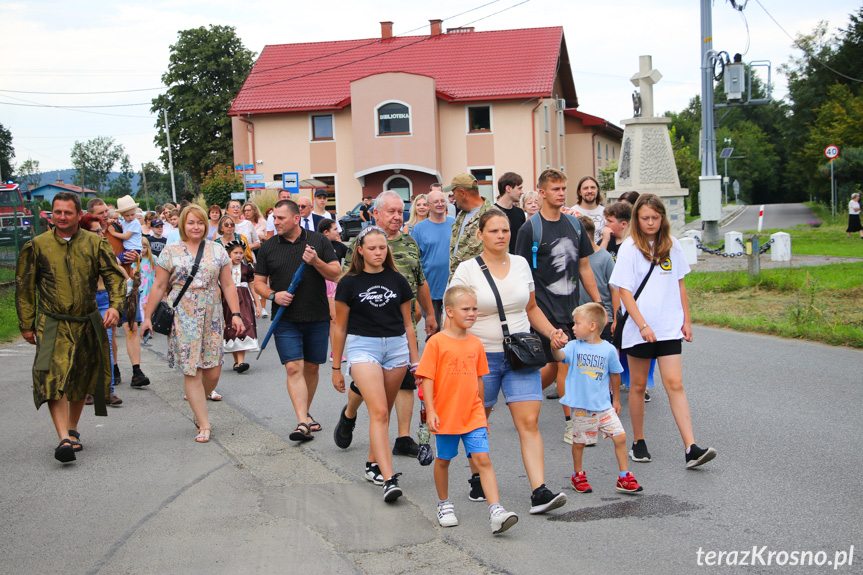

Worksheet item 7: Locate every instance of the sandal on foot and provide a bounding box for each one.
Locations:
[207,390,223,401]
[54,439,76,463]
[307,413,322,432]
[195,428,211,443]
[194,419,200,429]
[289,422,314,442]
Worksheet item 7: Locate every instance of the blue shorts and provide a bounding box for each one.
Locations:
[346,334,409,373]
[435,427,490,461]
[273,319,329,365]
[483,351,543,407]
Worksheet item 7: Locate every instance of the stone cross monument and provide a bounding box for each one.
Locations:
[613,55,689,235]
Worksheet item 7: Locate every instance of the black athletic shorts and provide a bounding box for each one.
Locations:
[623,339,682,359]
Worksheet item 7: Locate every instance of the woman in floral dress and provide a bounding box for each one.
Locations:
[140,205,244,443]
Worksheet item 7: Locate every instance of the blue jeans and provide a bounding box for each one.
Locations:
[483,351,542,407]
[96,290,114,393]
[273,319,329,364]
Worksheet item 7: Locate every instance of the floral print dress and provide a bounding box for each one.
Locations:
[157,241,229,375]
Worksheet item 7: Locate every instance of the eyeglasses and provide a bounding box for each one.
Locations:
[223,223,235,227]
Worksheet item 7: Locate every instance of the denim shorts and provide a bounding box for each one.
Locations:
[435,427,490,460]
[345,334,410,373]
[273,319,329,365]
[483,351,543,407]
[96,290,115,393]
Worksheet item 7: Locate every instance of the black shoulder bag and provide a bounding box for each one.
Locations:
[476,256,547,370]
[612,262,656,350]
[151,242,205,336]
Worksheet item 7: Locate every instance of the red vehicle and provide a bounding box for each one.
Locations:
[0,182,31,216]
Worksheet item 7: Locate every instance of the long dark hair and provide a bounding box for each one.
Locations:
[630,194,672,264]
[345,226,397,277]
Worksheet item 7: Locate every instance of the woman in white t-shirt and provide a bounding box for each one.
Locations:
[847,192,862,239]
[609,194,716,469]
[450,208,568,513]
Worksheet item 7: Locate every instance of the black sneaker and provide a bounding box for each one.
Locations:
[629,439,652,463]
[529,484,567,515]
[468,473,486,502]
[644,391,652,402]
[333,405,356,449]
[364,462,383,485]
[392,436,419,457]
[545,388,560,400]
[685,444,717,469]
[130,371,150,387]
[382,473,403,502]
[113,366,122,385]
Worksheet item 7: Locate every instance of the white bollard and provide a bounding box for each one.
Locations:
[770,231,791,262]
[683,230,703,255]
[724,231,744,256]
[679,236,698,266]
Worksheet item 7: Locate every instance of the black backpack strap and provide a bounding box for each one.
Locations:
[475,255,511,339]
[619,262,656,326]
[171,241,205,308]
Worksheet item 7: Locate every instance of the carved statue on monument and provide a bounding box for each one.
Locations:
[632,91,642,117]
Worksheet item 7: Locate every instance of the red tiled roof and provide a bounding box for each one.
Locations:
[230,27,575,115]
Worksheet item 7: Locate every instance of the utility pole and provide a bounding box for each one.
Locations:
[699,0,723,244]
[163,109,177,204]
[141,163,151,211]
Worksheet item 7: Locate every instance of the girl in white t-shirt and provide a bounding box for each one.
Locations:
[608,194,717,469]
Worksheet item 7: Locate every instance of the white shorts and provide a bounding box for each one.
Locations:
[572,407,625,445]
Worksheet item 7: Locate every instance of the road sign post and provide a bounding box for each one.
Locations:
[825,145,839,219]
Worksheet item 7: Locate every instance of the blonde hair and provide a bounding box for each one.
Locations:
[406,194,428,228]
[574,302,607,330]
[178,205,208,241]
[630,193,673,264]
[141,236,155,268]
[444,285,477,310]
[243,202,262,223]
[521,190,540,211]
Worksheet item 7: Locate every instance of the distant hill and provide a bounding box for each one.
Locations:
[23,169,142,195]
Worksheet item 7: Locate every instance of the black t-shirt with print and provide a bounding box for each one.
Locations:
[146,234,166,258]
[335,268,412,337]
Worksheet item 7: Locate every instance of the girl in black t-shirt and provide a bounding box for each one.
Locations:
[332,226,418,503]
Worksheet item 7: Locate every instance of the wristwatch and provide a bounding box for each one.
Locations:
[232,312,242,317]
[268,292,276,301]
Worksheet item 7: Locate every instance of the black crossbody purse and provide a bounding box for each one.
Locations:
[475,256,546,371]
[612,262,656,350]
[151,242,204,336]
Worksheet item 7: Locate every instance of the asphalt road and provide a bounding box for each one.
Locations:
[721,203,817,233]
[3,318,860,574]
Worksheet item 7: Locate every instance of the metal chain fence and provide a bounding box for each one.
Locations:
[695,237,773,258]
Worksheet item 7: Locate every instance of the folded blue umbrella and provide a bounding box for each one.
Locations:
[256,263,306,360]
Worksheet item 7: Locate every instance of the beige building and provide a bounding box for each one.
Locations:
[230,21,622,213]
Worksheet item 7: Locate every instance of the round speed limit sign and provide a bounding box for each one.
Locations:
[825,145,839,160]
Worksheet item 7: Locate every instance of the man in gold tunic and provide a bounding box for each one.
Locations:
[15,192,125,463]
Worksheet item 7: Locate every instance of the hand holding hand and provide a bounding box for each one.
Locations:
[550,328,568,349]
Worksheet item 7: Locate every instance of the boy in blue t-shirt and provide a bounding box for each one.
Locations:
[108,200,143,263]
[552,303,643,495]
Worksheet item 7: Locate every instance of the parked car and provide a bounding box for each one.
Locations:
[339,200,411,242]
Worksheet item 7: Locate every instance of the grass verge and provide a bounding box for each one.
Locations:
[686,263,863,348]
[0,288,20,343]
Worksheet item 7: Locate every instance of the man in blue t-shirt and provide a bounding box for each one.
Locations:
[411,188,454,332]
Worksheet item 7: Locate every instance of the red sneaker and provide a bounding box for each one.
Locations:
[571,472,592,493]
[616,472,643,494]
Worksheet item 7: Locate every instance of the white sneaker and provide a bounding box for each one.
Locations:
[564,420,573,445]
[437,501,458,527]
[490,506,518,534]
[261,308,269,318]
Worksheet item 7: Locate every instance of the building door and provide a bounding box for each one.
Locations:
[385,176,412,201]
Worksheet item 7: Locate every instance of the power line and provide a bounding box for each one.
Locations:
[753,0,863,84]
[0,99,153,118]
[0,87,164,95]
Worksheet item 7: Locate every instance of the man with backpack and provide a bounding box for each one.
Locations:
[514,169,603,443]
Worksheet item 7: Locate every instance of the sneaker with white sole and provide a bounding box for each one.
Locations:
[571,471,592,493]
[629,439,652,462]
[616,472,644,493]
[529,484,567,515]
[685,444,717,469]
[364,462,383,485]
[564,420,573,445]
[644,391,652,402]
[382,473,403,502]
[468,473,486,502]
[437,501,458,527]
[490,507,518,534]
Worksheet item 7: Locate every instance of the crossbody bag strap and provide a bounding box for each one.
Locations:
[619,261,656,325]
[172,241,205,308]
[475,255,511,339]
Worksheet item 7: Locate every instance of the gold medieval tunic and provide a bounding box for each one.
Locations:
[15,228,125,415]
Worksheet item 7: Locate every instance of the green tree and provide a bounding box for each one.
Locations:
[107,156,136,197]
[151,25,255,184]
[597,160,618,192]
[667,98,703,215]
[16,158,42,191]
[0,123,14,181]
[200,164,242,207]
[716,120,780,205]
[70,136,128,194]
[138,161,178,207]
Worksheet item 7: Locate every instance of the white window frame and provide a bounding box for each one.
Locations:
[468,165,495,203]
[309,114,334,142]
[375,100,412,138]
[465,104,493,134]
[382,174,413,200]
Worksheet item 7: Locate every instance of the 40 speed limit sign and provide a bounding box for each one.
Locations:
[824,145,839,160]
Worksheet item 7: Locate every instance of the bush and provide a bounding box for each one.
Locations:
[200,165,243,207]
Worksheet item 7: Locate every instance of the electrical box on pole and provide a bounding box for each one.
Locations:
[724,61,745,101]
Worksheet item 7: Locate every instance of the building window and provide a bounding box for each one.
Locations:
[470,168,494,202]
[597,141,601,159]
[612,146,616,160]
[467,105,491,133]
[384,175,412,200]
[377,102,410,136]
[606,143,609,161]
[311,115,333,141]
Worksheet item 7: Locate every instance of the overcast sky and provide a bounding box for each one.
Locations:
[2,0,858,177]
